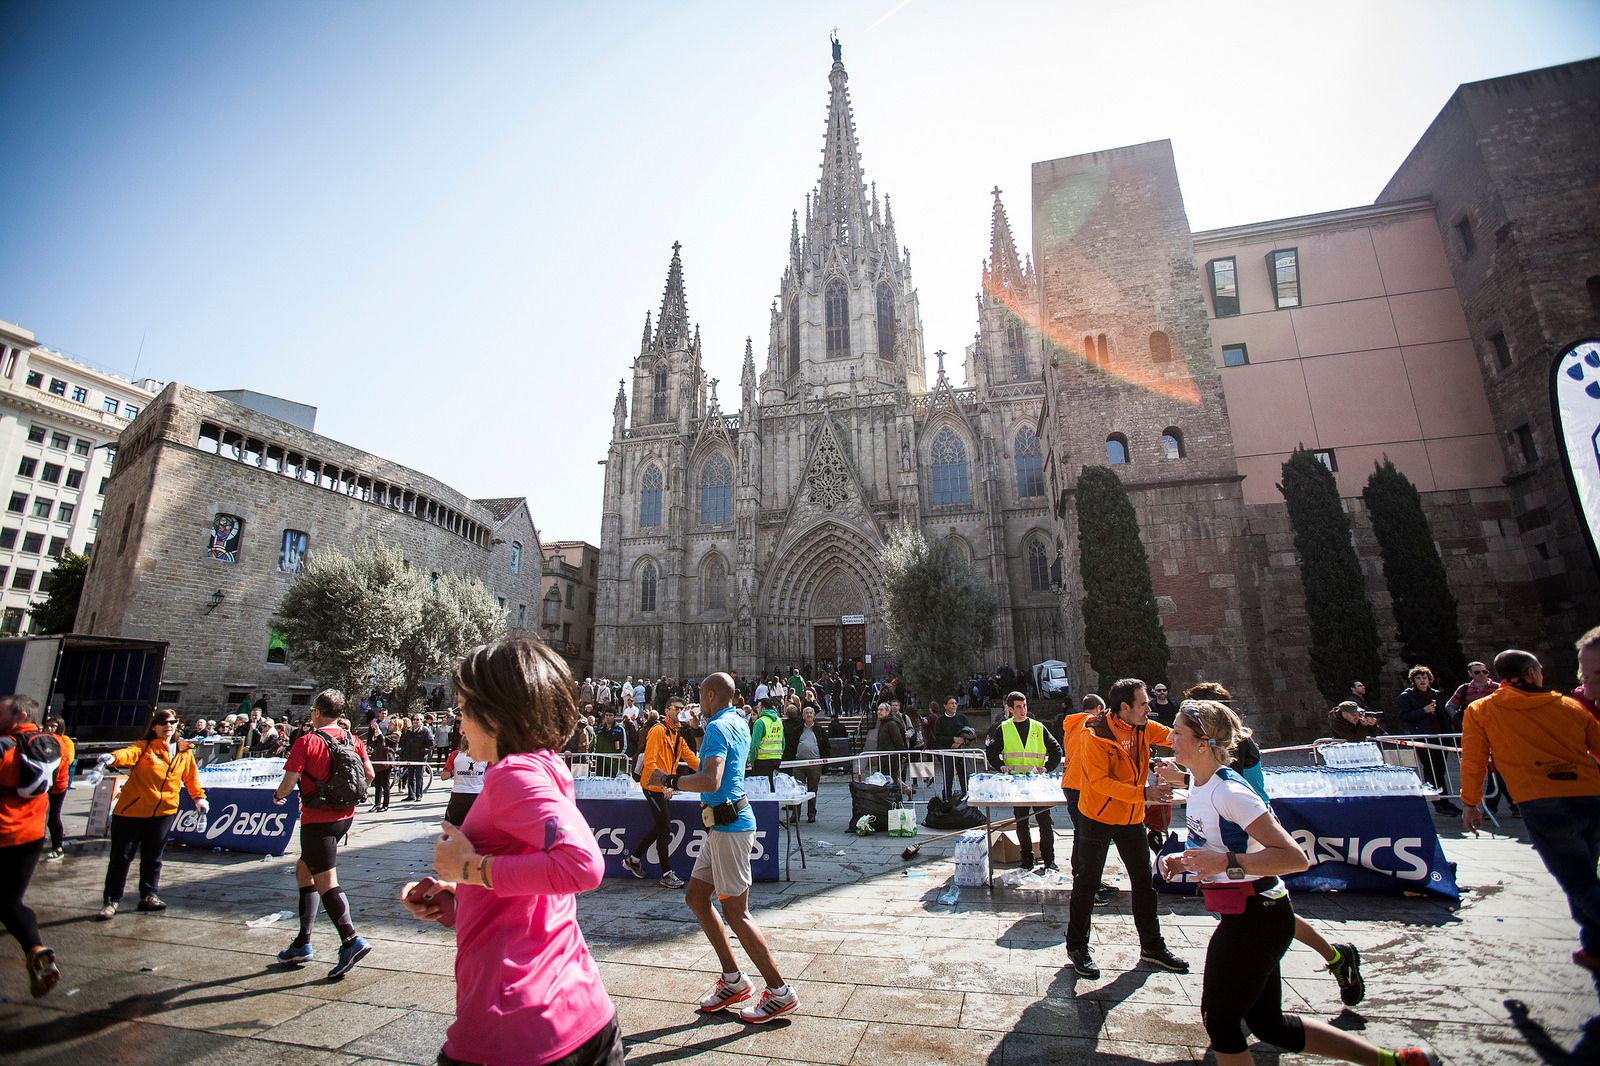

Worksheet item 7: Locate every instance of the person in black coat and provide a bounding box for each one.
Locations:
[1393,665,1460,814]
[397,718,433,801]
[783,706,831,822]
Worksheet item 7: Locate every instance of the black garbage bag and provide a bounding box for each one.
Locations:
[923,793,988,830]
[848,780,900,833]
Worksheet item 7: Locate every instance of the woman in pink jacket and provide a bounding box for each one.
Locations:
[401,637,619,1066]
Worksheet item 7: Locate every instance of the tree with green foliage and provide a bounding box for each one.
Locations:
[1074,465,1170,688]
[30,551,89,634]
[1278,447,1383,704]
[880,524,997,706]
[1362,458,1467,685]
[274,543,504,707]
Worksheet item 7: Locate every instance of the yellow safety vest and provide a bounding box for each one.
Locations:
[1000,718,1046,773]
[756,716,785,760]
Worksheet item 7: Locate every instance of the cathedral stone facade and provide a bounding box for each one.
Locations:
[593,47,1062,681]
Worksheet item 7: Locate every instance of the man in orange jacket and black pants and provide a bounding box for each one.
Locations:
[1063,677,1187,978]
[0,694,62,997]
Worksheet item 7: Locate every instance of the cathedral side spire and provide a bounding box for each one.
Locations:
[653,241,690,350]
[985,186,1028,295]
[640,311,652,353]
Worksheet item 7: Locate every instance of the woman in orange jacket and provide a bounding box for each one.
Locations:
[43,718,74,861]
[94,709,207,920]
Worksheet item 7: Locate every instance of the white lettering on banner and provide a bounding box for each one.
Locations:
[1290,830,1428,881]
[174,803,289,841]
[668,819,687,855]
[593,827,628,856]
[683,827,768,861]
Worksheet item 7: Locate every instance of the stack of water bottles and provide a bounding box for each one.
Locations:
[1263,764,1426,799]
[966,772,1063,805]
[1318,742,1385,768]
[196,758,286,788]
[952,829,989,887]
[745,772,808,800]
[573,773,644,800]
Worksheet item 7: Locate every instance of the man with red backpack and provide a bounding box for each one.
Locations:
[0,694,62,997]
[272,689,375,978]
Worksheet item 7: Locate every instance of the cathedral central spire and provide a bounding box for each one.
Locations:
[654,241,690,350]
[985,186,1028,295]
[813,36,871,251]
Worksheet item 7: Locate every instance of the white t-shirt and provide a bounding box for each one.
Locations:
[754,683,770,702]
[449,751,489,794]
[1182,767,1274,885]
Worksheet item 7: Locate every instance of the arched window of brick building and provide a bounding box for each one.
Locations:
[1149,331,1172,363]
[1161,428,1186,460]
[639,561,657,613]
[639,465,663,528]
[876,282,896,362]
[1096,334,1110,367]
[825,278,850,359]
[1106,434,1129,465]
[1014,427,1044,498]
[930,428,971,507]
[698,454,732,525]
[1026,537,1051,591]
[1083,334,1094,365]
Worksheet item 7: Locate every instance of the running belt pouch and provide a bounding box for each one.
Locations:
[701,798,746,827]
[1199,881,1257,915]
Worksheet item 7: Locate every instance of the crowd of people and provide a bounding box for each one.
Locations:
[1,626,1597,1065]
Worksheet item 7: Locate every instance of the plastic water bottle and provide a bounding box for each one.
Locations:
[86,769,103,787]
[196,810,208,833]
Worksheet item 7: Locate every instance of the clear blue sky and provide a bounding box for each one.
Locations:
[3,0,1597,545]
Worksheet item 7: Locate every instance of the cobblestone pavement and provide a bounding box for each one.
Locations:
[1,782,1594,1064]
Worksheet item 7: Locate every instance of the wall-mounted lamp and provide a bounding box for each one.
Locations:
[204,589,224,615]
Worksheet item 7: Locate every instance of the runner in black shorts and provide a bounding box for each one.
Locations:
[272,690,375,979]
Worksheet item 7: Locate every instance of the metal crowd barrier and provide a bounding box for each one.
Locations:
[779,749,989,812]
[563,752,632,779]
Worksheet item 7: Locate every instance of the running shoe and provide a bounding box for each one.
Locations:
[1093,885,1116,907]
[1328,942,1365,1005]
[1140,945,1190,973]
[138,895,167,912]
[27,947,59,998]
[698,974,753,1012]
[738,986,798,1024]
[1393,1047,1441,1066]
[329,935,371,979]
[44,848,63,862]
[96,901,117,921]
[621,855,645,879]
[1067,946,1100,979]
[660,871,686,889]
[277,940,314,964]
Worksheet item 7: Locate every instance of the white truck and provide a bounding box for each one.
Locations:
[1032,660,1071,700]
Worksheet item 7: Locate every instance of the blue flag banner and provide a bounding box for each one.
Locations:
[1155,794,1458,900]
[577,796,781,882]
[169,787,300,856]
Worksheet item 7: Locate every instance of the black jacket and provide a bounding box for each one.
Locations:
[783,722,831,761]
[398,726,433,760]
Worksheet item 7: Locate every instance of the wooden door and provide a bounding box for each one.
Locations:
[841,623,866,660]
[813,625,838,665]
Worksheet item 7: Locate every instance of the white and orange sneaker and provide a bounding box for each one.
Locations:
[738,985,798,1024]
[698,974,753,1013]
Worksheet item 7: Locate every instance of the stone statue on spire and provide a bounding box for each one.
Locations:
[831,30,841,64]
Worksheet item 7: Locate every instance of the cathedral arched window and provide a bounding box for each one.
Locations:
[1149,331,1173,364]
[702,554,727,611]
[930,428,970,507]
[1014,427,1044,498]
[639,465,663,528]
[638,561,657,613]
[651,365,668,421]
[787,296,800,377]
[1083,335,1095,365]
[698,454,732,525]
[825,277,850,360]
[1007,323,1027,380]
[1026,537,1051,592]
[1161,427,1186,460]
[876,282,896,362]
[1106,434,1129,465]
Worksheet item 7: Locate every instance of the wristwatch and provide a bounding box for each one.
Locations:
[1225,851,1246,881]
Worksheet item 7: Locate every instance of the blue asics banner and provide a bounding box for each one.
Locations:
[169,788,300,856]
[577,796,781,882]
[1155,794,1458,900]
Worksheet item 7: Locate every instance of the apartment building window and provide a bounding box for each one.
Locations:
[1313,449,1338,472]
[40,463,61,484]
[1490,331,1512,370]
[0,566,6,586]
[0,348,14,378]
[57,503,73,523]
[1269,248,1301,308]
[50,432,68,450]
[1222,343,1250,367]
[21,533,42,554]
[1,608,22,635]
[90,510,100,529]
[25,370,43,388]
[99,478,108,495]
[1207,257,1239,317]
[27,426,45,444]
[74,439,90,456]
[1454,215,1476,257]
[7,494,25,514]
[542,589,561,626]
[0,529,15,549]
[64,469,82,489]
[102,397,119,415]
[30,498,51,519]
[12,569,34,591]
[46,537,65,558]
[70,386,88,403]
[1512,424,1538,467]
[565,582,575,608]
[48,378,66,396]
[510,541,522,574]
[16,458,35,478]
[124,404,140,419]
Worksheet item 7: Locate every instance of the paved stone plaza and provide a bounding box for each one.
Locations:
[1,782,1594,1065]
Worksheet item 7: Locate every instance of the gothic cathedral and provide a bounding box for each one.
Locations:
[592,43,1066,680]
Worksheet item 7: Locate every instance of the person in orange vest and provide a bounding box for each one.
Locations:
[94,709,207,920]
[0,694,63,996]
[1063,677,1186,979]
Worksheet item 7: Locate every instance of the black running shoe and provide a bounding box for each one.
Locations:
[1329,942,1365,1006]
[1093,885,1116,907]
[1140,945,1190,973]
[1067,946,1100,979]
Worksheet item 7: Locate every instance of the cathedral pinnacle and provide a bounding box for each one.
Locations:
[653,242,690,350]
[985,186,1028,295]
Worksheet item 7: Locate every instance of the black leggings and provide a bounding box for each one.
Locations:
[0,838,44,953]
[373,767,392,808]
[633,790,673,869]
[47,791,66,851]
[104,813,176,903]
[1201,888,1308,1055]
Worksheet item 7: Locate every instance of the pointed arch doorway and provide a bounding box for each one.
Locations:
[808,569,867,672]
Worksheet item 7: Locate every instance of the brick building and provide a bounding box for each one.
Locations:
[75,384,542,718]
[539,540,599,680]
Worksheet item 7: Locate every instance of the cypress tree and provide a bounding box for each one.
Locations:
[1278,448,1383,704]
[1362,458,1467,685]
[1074,465,1170,687]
